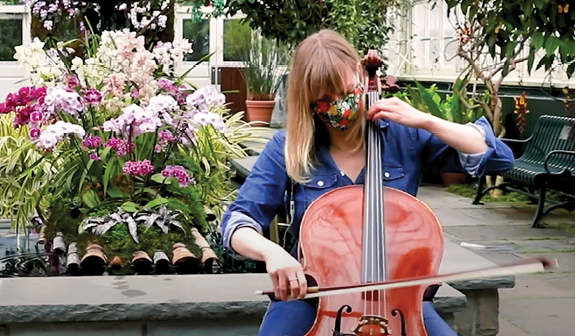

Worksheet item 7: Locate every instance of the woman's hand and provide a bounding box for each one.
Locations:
[263,246,308,301]
[366,97,434,130]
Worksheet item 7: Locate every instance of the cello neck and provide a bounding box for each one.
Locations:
[362,55,387,284]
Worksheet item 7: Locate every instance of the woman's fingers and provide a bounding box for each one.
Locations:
[297,272,308,299]
[277,271,289,301]
[288,271,300,299]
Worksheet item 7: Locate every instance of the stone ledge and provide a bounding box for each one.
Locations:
[0,273,466,324]
[448,276,515,290]
[0,302,268,324]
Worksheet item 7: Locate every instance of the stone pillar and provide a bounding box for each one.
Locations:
[455,289,500,336]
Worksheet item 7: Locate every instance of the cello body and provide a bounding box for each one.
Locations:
[296,51,445,336]
[299,186,444,336]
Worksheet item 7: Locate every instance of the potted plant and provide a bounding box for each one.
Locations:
[237,31,286,126]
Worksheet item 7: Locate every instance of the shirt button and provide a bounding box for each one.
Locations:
[317,180,324,186]
[340,171,345,176]
[384,172,390,178]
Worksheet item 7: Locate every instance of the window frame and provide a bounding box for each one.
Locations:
[0,5,30,78]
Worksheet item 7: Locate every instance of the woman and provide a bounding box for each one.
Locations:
[221,30,514,336]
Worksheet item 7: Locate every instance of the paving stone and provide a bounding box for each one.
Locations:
[514,252,575,273]
[498,274,572,299]
[510,238,575,252]
[497,317,530,336]
[499,298,574,336]
[532,273,575,294]
[444,225,572,241]
[471,252,526,265]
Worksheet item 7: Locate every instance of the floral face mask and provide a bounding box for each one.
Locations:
[313,83,364,131]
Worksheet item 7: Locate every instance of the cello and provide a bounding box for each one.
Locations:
[300,50,444,336]
[256,50,555,336]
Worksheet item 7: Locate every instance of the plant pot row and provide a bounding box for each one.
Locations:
[44,228,222,276]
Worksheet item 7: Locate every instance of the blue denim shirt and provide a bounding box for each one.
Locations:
[221,116,514,259]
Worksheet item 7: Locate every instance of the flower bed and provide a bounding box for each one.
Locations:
[0,29,262,276]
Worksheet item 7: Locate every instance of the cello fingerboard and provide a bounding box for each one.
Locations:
[362,89,387,284]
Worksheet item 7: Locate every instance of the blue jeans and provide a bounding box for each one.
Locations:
[257,299,457,336]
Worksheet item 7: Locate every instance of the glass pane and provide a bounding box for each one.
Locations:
[223,18,251,62]
[183,19,210,62]
[0,18,23,62]
[55,18,79,42]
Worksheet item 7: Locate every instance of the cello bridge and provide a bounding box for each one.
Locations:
[352,315,391,335]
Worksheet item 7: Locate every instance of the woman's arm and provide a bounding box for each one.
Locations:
[368,97,488,153]
[220,131,308,300]
[221,130,288,260]
[421,114,488,154]
[368,97,514,177]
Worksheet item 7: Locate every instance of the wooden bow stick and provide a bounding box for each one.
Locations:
[256,256,557,300]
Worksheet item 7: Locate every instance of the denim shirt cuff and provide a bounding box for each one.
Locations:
[222,211,264,260]
[457,117,496,177]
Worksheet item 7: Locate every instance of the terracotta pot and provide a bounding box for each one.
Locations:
[171,243,200,274]
[109,256,123,271]
[38,225,47,244]
[52,232,66,255]
[131,251,153,274]
[153,250,172,274]
[246,100,275,126]
[191,228,222,274]
[440,172,467,187]
[81,243,107,276]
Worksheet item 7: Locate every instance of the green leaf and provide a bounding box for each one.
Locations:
[527,46,536,74]
[544,36,560,55]
[566,63,575,78]
[121,201,139,213]
[151,173,171,184]
[106,185,129,198]
[532,32,545,49]
[102,157,117,195]
[145,197,168,209]
[82,189,100,208]
[415,81,446,120]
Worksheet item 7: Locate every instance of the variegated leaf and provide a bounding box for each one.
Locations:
[156,219,169,234]
[126,216,139,243]
[170,220,185,233]
[78,220,99,234]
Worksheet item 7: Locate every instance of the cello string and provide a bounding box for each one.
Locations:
[363,89,371,318]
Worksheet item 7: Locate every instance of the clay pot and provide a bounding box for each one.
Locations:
[440,172,468,187]
[109,256,123,271]
[38,225,47,244]
[81,243,107,276]
[246,100,275,126]
[131,251,153,274]
[171,243,200,274]
[52,232,66,255]
[66,242,80,275]
[153,250,172,274]
[191,228,222,274]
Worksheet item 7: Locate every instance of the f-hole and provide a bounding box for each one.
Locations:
[333,305,356,336]
[391,309,406,336]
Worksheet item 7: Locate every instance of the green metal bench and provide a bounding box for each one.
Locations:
[473,115,575,228]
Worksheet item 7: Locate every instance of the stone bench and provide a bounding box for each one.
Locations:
[0,273,465,336]
[441,240,515,336]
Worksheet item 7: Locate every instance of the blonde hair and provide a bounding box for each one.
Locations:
[285,29,365,184]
